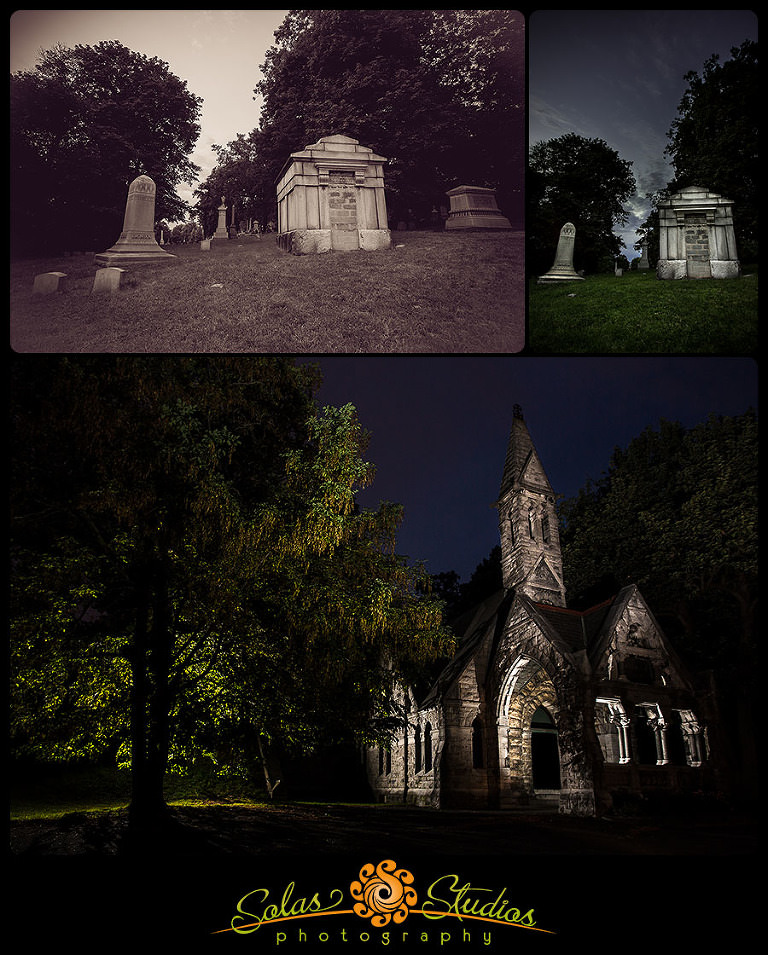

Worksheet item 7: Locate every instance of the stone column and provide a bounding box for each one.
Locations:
[537,222,584,283]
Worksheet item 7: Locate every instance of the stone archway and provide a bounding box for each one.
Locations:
[496,655,560,807]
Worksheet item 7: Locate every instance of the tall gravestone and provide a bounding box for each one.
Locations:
[537,222,584,283]
[213,198,229,239]
[656,186,739,279]
[275,134,390,254]
[444,185,512,230]
[637,239,650,270]
[94,175,175,266]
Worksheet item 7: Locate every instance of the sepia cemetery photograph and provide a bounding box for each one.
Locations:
[9,10,524,354]
[9,8,758,953]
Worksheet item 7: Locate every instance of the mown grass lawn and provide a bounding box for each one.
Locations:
[9,764,270,821]
[528,266,758,354]
[10,230,524,354]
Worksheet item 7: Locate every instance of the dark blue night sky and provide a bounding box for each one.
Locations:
[529,10,758,258]
[310,356,757,583]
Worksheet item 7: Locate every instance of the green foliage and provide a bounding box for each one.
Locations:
[665,40,758,259]
[528,133,636,275]
[10,357,452,805]
[11,40,202,256]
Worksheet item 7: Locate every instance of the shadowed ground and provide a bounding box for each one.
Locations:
[10,231,524,354]
[10,800,756,857]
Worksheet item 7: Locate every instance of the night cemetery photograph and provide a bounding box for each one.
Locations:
[527,10,758,354]
[8,9,759,953]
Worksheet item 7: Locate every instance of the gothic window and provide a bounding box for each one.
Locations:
[665,711,688,765]
[527,510,535,538]
[541,511,551,544]
[385,748,392,775]
[378,747,384,775]
[471,717,484,769]
[632,707,659,765]
[424,722,433,772]
[415,726,422,773]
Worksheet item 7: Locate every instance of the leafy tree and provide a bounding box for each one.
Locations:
[10,40,202,256]
[528,133,636,275]
[10,357,452,832]
[664,40,758,260]
[194,129,275,236]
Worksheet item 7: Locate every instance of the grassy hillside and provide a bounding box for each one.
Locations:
[528,266,758,354]
[10,231,524,354]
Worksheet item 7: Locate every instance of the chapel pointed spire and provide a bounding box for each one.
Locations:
[496,408,566,607]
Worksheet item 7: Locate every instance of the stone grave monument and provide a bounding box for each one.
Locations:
[275,134,391,254]
[637,239,650,270]
[32,271,68,294]
[213,198,229,239]
[92,267,127,293]
[537,222,584,283]
[94,175,176,266]
[444,185,512,230]
[656,186,739,279]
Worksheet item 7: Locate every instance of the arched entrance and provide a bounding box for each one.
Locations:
[496,655,561,807]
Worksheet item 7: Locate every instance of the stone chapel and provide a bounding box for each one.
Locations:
[366,407,716,815]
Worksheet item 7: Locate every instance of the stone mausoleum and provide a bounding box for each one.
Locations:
[656,185,740,279]
[367,408,716,815]
[275,134,391,255]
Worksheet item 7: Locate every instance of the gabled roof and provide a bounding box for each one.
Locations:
[420,589,512,709]
[528,594,616,656]
[420,589,619,708]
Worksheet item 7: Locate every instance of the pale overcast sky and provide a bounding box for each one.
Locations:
[10,9,290,209]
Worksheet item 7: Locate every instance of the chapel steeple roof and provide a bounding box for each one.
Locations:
[496,407,565,606]
[498,406,555,501]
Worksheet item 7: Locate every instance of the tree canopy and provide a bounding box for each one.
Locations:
[11,40,202,256]
[528,133,636,275]
[10,357,453,825]
[559,411,757,793]
[664,39,758,260]
[195,10,524,228]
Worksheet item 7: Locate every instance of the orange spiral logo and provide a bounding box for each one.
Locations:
[350,860,418,927]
